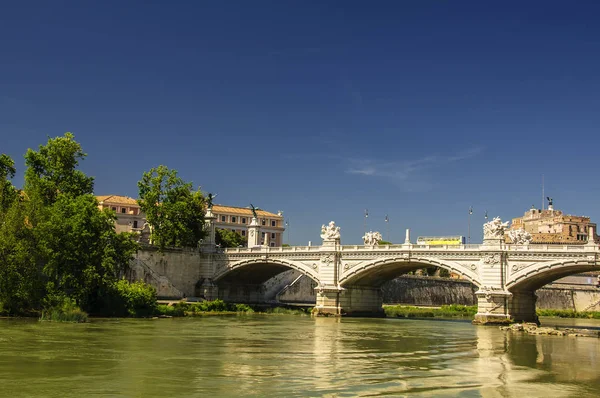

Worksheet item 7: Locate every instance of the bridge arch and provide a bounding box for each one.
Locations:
[506,259,600,292]
[339,256,481,288]
[213,257,321,285]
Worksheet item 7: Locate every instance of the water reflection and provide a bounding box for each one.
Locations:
[1,316,600,397]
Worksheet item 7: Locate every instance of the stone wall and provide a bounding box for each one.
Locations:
[381,276,478,306]
[537,286,600,311]
[132,246,206,298]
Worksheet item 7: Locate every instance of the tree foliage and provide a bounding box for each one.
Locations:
[215,228,247,248]
[137,165,206,249]
[0,133,141,317]
[24,132,94,205]
[0,154,18,213]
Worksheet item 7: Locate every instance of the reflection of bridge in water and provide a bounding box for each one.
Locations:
[199,213,600,324]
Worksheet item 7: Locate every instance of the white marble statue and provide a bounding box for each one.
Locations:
[362,231,383,246]
[483,217,510,239]
[508,228,533,245]
[320,221,341,240]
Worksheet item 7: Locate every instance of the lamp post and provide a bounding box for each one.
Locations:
[364,209,369,234]
[468,207,473,244]
[285,219,289,245]
[385,215,389,242]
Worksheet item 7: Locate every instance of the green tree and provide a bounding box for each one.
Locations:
[0,133,140,316]
[0,198,41,314]
[215,228,247,248]
[0,154,18,213]
[378,240,392,245]
[24,132,94,206]
[37,194,138,312]
[137,165,206,249]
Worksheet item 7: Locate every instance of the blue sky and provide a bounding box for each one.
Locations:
[2,1,600,245]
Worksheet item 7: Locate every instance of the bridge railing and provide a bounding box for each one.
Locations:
[224,246,322,253]
[223,242,600,254]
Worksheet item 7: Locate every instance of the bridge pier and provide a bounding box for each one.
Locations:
[315,286,384,317]
[508,291,539,324]
[473,288,513,325]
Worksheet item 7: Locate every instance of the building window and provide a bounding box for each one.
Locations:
[270,242,275,247]
[112,207,117,211]
[133,221,138,228]
[241,230,246,236]
[221,216,226,222]
[262,219,266,226]
[242,218,246,224]
[262,232,265,237]
[231,216,236,223]
[271,233,275,239]
[271,220,276,227]
[121,208,127,214]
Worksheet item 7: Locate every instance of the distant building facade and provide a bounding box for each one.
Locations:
[211,205,285,247]
[507,203,597,244]
[96,195,145,234]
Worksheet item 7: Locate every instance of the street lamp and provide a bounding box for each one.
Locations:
[385,215,389,242]
[468,207,473,244]
[285,219,289,245]
[364,209,369,234]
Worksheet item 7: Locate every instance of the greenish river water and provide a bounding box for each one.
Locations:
[1,316,600,397]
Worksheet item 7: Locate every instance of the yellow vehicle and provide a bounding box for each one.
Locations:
[416,236,465,245]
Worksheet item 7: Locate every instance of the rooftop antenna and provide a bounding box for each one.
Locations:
[542,174,545,210]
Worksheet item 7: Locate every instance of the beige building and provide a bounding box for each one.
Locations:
[96,195,145,233]
[212,205,286,247]
[507,204,597,244]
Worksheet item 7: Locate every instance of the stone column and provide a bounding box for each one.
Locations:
[404,228,411,245]
[314,222,344,316]
[474,219,513,325]
[201,208,217,253]
[247,217,261,247]
[587,225,597,246]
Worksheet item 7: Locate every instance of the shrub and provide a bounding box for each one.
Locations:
[40,297,88,323]
[156,304,185,317]
[96,279,158,317]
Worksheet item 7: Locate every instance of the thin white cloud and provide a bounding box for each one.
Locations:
[345,147,484,189]
[281,146,483,191]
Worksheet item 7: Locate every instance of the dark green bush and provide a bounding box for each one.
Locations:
[40,297,88,323]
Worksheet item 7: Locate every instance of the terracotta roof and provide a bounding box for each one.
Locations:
[96,195,139,206]
[212,204,281,218]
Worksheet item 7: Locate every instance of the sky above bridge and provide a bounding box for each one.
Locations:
[2,1,600,245]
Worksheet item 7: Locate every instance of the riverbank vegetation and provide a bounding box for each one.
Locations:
[0,133,201,322]
[537,309,600,319]
[155,300,312,317]
[384,305,600,320]
[384,304,477,318]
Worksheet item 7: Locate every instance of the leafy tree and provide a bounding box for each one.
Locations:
[0,133,141,316]
[24,132,94,205]
[378,240,392,245]
[0,198,41,314]
[0,154,18,213]
[215,228,247,248]
[138,165,206,249]
[36,194,138,312]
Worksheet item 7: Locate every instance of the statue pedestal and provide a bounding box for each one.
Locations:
[201,209,217,253]
[321,238,340,248]
[247,217,261,247]
[482,238,504,248]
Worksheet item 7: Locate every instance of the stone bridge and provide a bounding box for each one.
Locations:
[196,212,600,324]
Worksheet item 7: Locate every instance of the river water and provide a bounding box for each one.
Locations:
[1,316,600,397]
